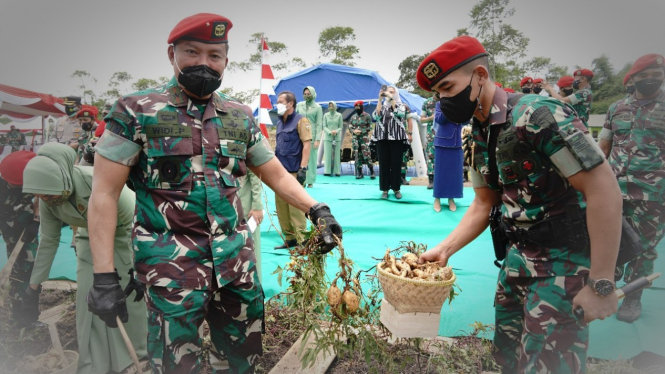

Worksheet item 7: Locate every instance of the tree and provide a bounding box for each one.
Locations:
[227,32,301,74]
[591,54,614,88]
[318,26,360,67]
[71,70,98,104]
[522,57,568,83]
[132,78,160,92]
[396,53,431,97]
[105,71,133,99]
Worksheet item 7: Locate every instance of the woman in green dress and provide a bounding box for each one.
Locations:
[22,142,147,374]
[322,101,343,176]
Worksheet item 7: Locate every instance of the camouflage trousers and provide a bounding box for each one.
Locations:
[353,135,373,175]
[426,123,435,176]
[494,268,589,374]
[5,235,38,318]
[621,199,665,282]
[145,273,264,373]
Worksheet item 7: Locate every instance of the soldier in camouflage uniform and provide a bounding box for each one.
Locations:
[544,69,594,127]
[73,108,96,164]
[599,54,665,323]
[6,125,26,151]
[0,151,40,326]
[348,101,375,179]
[85,13,342,374]
[420,94,437,189]
[417,36,622,374]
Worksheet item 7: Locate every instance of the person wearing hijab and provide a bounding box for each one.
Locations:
[22,142,147,374]
[296,86,323,187]
[0,151,40,326]
[372,85,412,199]
[322,101,343,176]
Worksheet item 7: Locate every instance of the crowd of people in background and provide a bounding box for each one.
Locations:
[0,11,664,374]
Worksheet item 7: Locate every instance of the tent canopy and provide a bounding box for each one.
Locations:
[255,63,426,122]
[0,83,66,122]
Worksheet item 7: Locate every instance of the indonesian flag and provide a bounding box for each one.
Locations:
[258,37,275,138]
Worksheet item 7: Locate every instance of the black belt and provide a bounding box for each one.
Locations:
[501,205,589,249]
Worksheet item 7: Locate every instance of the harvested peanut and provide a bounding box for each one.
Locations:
[402,253,418,268]
[342,290,360,313]
[327,284,342,306]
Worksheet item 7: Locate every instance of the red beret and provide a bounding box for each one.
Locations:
[532,78,543,84]
[494,82,503,88]
[623,73,632,86]
[0,150,36,186]
[519,77,533,87]
[168,13,233,44]
[573,69,594,78]
[503,87,515,93]
[626,54,665,81]
[354,100,363,106]
[417,36,488,92]
[95,120,106,137]
[76,109,94,119]
[557,76,574,88]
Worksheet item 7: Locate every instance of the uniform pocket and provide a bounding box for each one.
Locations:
[218,140,247,188]
[145,136,193,191]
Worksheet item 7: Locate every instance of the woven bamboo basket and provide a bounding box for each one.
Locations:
[377,261,456,314]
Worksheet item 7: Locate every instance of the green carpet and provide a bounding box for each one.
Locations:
[2,174,663,360]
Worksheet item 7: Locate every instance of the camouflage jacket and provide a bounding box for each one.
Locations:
[569,87,593,122]
[602,90,665,201]
[421,97,437,125]
[6,130,25,149]
[469,88,594,277]
[0,180,37,245]
[95,77,274,290]
[348,112,372,137]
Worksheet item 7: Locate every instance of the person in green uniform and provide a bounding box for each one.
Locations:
[21,142,147,374]
[417,36,622,374]
[85,14,341,373]
[296,86,323,187]
[322,101,343,176]
[544,69,594,126]
[0,151,40,326]
[599,54,665,323]
[238,169,264,282]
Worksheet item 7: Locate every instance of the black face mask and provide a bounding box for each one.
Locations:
[532,87,543,94]
[634,78,663,97]
[626,85,636,95]
[177,64,222,98]
[572,80,581,90]
[521,87,532,94]
[354,107,363,115]
[81,122,93,131]
[562,88,574,96]
[439,74,480,124]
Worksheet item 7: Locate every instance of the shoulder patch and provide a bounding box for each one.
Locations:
[529,106,557,129]
[111,111,131,124]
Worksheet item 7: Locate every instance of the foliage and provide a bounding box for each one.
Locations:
[318,26,360,67]
[396,53,432,97]
[71,70,98,104]
[227,32,304,74]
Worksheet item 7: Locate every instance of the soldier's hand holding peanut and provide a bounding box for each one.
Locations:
[307,202,343,254]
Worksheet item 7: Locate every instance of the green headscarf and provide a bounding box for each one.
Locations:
[23,143,76,202]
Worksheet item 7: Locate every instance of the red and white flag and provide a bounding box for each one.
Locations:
[258,37,275,138]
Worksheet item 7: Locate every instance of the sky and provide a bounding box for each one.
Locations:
[1,0,664,104]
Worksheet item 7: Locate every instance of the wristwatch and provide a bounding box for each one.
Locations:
[587,278,616,297]
[300,166,308,171]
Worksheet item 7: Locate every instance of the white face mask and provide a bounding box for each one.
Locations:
[276,103,287,115]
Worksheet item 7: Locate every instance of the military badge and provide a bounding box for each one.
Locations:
[422,61,441,80]
[212,22,227,40]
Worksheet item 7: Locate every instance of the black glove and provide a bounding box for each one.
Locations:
[123,268,145,302]
[87,271,128,328]
[296,167,307,185]
[306,203,343,254]
[21,222,40,244]
[14,286,41,325]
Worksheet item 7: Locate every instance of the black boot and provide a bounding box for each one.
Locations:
[274,239,298,249]
[427,175,434,190]
[617,290,643,323]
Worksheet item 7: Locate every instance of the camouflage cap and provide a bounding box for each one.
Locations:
[168,13,233,44]
[626,54,665,80]
[520,77,533,87]
[417,36,488,92]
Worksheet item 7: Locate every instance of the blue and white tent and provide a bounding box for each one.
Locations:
[254,63,426,123]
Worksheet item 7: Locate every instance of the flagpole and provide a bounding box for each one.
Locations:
[258,34,264,129]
